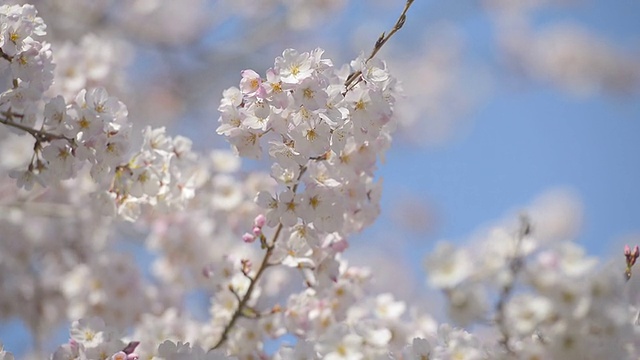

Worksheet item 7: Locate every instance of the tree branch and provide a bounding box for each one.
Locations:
[494,214,531,355]
[0,112,75,144]
[209,165,307,351]
[344,0,415,91]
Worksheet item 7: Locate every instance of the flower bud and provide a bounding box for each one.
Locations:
[242,232,256,243]
[254,214,266,228]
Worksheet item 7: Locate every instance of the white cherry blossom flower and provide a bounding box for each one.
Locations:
[425,242,472,289]
[276,48,314,84]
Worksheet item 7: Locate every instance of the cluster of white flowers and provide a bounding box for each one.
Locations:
[106,45,403,359]
[0,4,51,95]
[423,218,640,359]
[61,253,151,329]
[12,88,131,189]
[214,49,400,353]
[218,48,397,235]
[0,4,202,222]
[52,318,138,360]
[50,262,439,360]
[48,33,129,101]
[29,212,640,360]
[3,2,640,360]
[0,5,128,190]
[98,126,200,220]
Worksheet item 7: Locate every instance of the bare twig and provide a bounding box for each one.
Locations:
[0,48,12,62]
[209,165,307,351]
[0,112,75,144]
[344,0,415,91]
[494,214,531,355]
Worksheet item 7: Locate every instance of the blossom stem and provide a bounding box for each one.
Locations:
[0,48,12,62]
[494,214,530,355]
[344,0,415,91]
[0,113,75,144]
[210,165,308,351]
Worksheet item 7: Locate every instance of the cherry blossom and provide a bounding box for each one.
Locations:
[1,2,639,360]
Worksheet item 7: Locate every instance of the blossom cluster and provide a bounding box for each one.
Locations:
[23,212,639,360]
[7,88,131,191]
[214,49,401,349]
[0,4,201,221]
[51,318,138,360]
[48,33,129,102]
[99,126,200,220]
[0,4,51,94]
[0,5,128,191]
[47,262,440,360]
[218,48,397,235]
[423,218,640,359]
[2,1,640,360]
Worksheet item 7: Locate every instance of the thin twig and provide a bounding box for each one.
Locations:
[0,114,74,144]
[209,166,307,351]
[494,214,531,355]
[0,48,12,62]
[344,0,415,91]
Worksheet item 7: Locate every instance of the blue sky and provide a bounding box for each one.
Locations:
[377,86,640,251]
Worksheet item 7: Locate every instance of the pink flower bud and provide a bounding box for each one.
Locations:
[254,214,266,228]
[252,226,261,236]
[632,246,640,266]
[625,244,640,268]
[242,232,256,243]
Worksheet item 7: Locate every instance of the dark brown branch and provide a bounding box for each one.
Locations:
[0,48,12,62]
